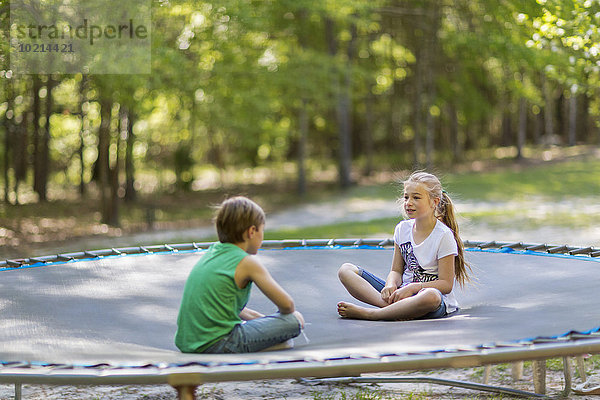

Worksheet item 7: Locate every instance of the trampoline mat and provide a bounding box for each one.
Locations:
[0,247,598,366]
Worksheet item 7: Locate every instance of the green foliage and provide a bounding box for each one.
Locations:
[2,0,600,210]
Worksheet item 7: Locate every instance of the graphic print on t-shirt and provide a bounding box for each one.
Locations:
[398,241,438,283]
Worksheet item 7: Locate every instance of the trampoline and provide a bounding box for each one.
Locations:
[1,238,600,399]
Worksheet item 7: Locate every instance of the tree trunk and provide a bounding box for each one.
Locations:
[517,97,527,160]
[424,2,440,170]
[31,75,42,197]
[533,109,542,145]
[14,111,29,205]
[543,76,554,146]
[107,105,123,227]
[124,108,137,202]
[325,16,353,189]
[413,44,423,169]
[98,98,112,225]
[568,86,577,146]
[363,93,374,176]
[449,105,460,163]
[3,75,14,204]
[36,76,55,202]
[297,100,308,196]
[79,75,88,197]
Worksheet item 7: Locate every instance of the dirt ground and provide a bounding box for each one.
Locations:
[1,362,599,399]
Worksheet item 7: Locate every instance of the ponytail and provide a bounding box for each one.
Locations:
[437,191,471,287]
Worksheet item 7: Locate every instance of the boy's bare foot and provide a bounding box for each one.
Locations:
[337,301,374,320]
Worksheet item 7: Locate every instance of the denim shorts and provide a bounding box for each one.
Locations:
[202,312,302,353]
[358,267,447,319]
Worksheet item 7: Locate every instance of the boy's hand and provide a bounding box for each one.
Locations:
[239,307,264,321]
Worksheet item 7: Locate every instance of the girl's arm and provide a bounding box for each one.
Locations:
[381,243,405,303]
[239,307,264,320]
[235,256,295,314]
[389,254,455,303]
[387,254,455,303]
[428,254,454,294]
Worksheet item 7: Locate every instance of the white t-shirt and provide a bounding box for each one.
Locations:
[393,219,459,313]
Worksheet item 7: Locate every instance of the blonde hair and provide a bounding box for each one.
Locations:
[215,196,265,243]
[403,171,471,287]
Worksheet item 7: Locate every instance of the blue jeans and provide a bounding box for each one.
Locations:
[202,312,302,353]
[358,268,447,319]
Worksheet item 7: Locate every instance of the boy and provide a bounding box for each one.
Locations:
[175,196,304,353]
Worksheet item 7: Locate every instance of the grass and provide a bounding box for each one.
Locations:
[265,217,398,240]
[2,154,600,258]
[444,158,600,201]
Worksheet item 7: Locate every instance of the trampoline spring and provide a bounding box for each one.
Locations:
[568,333,599,340]
[353,239,363,246]
[57,254,74,262]
[110,248,123,256]
[163,244,176,252]
[590,250,600,258]
[526,244,548,251]
[83,251,101,258]
[547,245,570,254]
[501,242,524,249]
[139,246,152,253]
[304,239,331,247]
[28,257,50,264]
[281,239,303,248]
[334,239,357,246]
[569,247,594,256]
[479,241,498,249]
[6,259,24,268]
[377,238,393,247]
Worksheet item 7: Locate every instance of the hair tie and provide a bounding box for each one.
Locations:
[442,190,447,195]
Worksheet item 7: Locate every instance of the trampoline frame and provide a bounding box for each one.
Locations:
[1,238,600,399]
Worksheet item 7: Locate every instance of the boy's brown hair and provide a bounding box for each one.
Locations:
[215,196,266,243]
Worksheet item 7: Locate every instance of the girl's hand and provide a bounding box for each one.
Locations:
[387,283,422,303]
[381,285,396,303]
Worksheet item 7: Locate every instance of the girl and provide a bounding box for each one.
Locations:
[337,171,470,320]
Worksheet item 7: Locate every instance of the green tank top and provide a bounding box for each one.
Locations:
[175,242,251,353]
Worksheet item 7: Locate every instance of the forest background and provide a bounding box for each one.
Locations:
[1,0,600,259]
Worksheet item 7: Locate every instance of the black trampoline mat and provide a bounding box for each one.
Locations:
[1,247,598,366]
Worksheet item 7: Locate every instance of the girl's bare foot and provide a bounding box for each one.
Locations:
[337,301,374,320]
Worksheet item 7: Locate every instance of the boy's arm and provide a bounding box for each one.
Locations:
[235,256,295,314]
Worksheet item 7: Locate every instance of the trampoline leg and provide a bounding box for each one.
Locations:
[576,355,587,382]
[14,383,22,400]
[174,385,197,400]
[511,361,524,380]
[483,365,491,384]
[562,356,572,397]
[168,373,202,400]
[532,359,546,395]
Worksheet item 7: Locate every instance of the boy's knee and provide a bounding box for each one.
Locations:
[338,263,359,280]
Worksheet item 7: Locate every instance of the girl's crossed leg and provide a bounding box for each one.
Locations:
[337,263,445,321]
